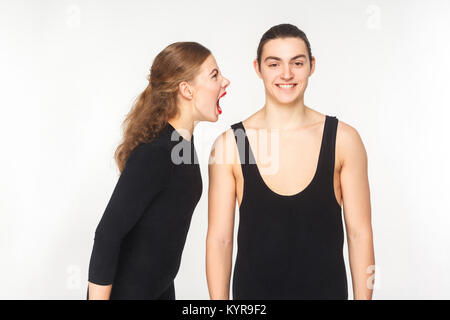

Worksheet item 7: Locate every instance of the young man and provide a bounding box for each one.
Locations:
[206,24,374,300]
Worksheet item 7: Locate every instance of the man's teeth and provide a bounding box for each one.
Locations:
[277,84,296,88]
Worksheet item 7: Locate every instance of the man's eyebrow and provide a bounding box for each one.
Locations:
[264,56,281,62]
[264,54,307,62]
[290,54,307,60]
[209,68,218,75]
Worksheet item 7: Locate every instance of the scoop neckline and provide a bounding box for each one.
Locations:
[240,115,329,199]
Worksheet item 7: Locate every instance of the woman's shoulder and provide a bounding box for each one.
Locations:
[126,138,171,170]
[134,124,174,153]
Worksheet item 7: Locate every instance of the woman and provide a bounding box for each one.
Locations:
[87,42,230,299]
[207,24,374,299]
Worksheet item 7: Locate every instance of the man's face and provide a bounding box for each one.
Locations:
[255,37,315,105]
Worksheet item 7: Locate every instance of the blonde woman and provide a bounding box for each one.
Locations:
[88,42,229,299]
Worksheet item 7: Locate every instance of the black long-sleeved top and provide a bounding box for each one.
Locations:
[87,122,202,299]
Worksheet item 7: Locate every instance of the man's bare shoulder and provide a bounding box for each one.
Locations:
[209,128,239,167]
[241,108,266,129]
[336,119,367,167]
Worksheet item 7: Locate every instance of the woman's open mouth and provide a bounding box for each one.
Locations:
[216,91,227,115]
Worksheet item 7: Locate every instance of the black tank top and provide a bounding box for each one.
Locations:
[230,115,348,300]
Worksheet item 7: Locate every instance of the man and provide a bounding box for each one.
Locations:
[206,24,374,300]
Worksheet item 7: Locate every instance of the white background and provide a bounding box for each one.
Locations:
[1,0,449,299]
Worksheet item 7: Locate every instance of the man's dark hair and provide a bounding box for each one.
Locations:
[257,23,312,69]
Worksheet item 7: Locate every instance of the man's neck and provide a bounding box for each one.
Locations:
[261,96,311,130]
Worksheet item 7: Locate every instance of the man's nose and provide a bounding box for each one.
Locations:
[281,65,293,80]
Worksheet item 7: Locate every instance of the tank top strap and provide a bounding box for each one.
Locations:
[230,122,258,181]
[317,115,339,187]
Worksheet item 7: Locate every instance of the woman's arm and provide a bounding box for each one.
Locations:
[206,130,238,300]
[87,143,171,299]
[338,122,375,300]
[87,282,112,300]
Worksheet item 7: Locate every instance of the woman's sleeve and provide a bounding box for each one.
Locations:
[88,143,171,285]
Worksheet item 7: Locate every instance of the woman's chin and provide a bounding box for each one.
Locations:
[210,107,221,122]
[194,109,219,122]
[209,113,220,122]
[198,112,219,123]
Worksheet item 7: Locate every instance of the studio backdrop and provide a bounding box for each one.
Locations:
[1,0,449,299]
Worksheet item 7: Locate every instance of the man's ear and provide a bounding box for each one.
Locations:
[309,56,316,76]
[253,59,263,79]
[178,81,193,100]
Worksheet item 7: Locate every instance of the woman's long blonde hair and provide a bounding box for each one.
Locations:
[114,42,211,172]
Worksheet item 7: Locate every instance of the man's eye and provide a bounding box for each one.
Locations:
[295,62,304,66]
[269,63,278,67]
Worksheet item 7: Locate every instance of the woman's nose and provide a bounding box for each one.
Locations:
[223,77,230,88]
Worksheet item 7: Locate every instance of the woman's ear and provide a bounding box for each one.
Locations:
[253,59,263,79]
[178,81,193,100]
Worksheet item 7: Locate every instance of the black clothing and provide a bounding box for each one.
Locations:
[230,115,348,300]
[87,122,202,299]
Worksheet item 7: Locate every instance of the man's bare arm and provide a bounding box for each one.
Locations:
[206,130,238,300]
[338,121,375,300]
